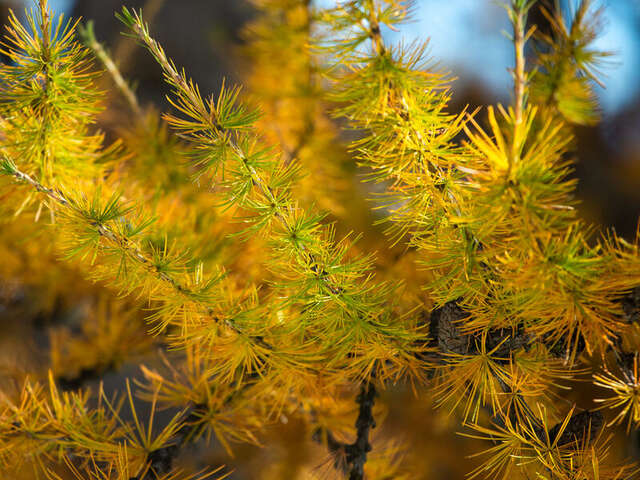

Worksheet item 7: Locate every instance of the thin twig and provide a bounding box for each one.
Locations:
[513,1,527,126]
[128,14,347,296]
[80,22,143,118]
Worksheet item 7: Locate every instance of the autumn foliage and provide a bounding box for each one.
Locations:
[0,1,639,479]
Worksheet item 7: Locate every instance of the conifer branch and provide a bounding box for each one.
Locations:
[511,1,529,126]
[122,11,225,133]
[322,0,473,257]
[0,0,105,188]
[366,0,385,57]
[2,2,638,478]
[120,6,427,388]
[37,0,55,184]
[312,382,377,479]
[508,1,536,174]
[534,2,575,111]
[1,159,272,351]
[347,382,377,480]
[122,8,344,295]
[4,164,174,287]
[39,0,51,54]
[530,0,611,125]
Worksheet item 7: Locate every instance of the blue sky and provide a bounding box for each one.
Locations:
[48,0,74,13]
[44,0,640,115]
[47,0,74,14]
[395,0,640,114]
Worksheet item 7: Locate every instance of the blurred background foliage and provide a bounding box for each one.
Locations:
[0,0,638,479]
